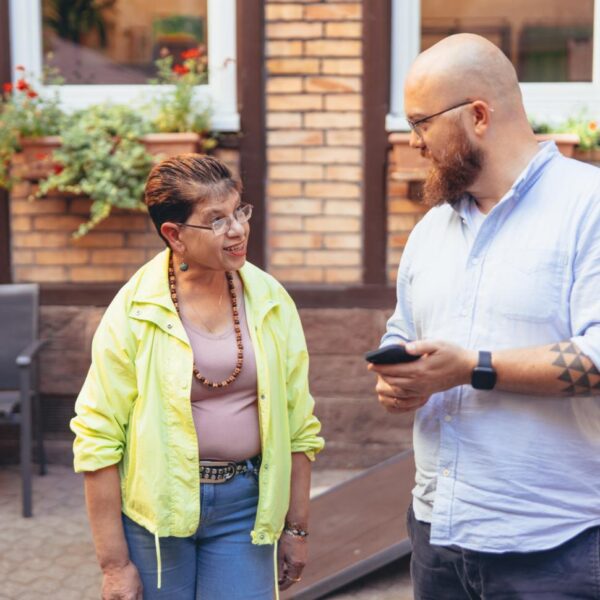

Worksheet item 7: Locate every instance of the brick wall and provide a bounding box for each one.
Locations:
[10,147,240,283]
[265,1,363,284]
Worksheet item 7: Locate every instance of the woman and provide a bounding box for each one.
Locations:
[71,154,324,599]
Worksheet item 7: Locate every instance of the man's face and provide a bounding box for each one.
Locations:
[405,85,484,207]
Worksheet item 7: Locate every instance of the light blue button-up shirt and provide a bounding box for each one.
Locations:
[383,142,600,553]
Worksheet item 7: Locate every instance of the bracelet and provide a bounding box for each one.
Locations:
[283,522,309,538]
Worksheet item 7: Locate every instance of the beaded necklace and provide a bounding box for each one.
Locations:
[168,255,243,388]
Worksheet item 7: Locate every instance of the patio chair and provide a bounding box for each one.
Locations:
[0,283,48,517]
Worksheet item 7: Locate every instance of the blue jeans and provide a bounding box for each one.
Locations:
[407,504,600,599]
[123,469,275,599]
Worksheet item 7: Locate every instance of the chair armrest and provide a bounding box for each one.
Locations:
[16,339,49,367]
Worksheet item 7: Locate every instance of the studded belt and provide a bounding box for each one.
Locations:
[199,455,261,484]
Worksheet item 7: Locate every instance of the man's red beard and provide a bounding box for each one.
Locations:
[421,127,484,207]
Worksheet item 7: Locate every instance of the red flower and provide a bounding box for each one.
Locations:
[16,78,29,91]
[181,48,201,60]
[15,65,25,72]
[3,82,12,93]
[52,164,64,175]
[172,64,190,75]
[26,90,38,99]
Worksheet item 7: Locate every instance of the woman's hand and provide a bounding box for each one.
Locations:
[101,561,143,600]
[277,533,308,591]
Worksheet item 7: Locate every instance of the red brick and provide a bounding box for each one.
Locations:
[304,147,360,164]
[91,249,146,265]
[11,216,31,232]
[304,4,361,20]
[270,199,322,215]
[266,22,322,39]
[304,76,361,93]
[72,232,126,248]
[305,112,361,129]
[12,250,34,265]
[321,59,362,75]
[267,94,323,111]
[304,216,360,232]
[267,58,320,75]
[326,130,361,145]
[269,266,324,283]
[267,77,304,93]
[324,267,361,283]
[14,265,67,282]
[267,148,303,163]
[266,40,304,57]
[324,200,362,216]
[270,233,323,249]
[305,182,360,199]
[267,112,303,129]
[325,165,362,181]
[36,249,90,265]
[70,266,126,282]
[389,215,418,231]
[270,250,305,266]
[270,216,304,231]
[33,215,83,231]
[94,214,148,232]
[265,4,304,20]
[323,234,361,249]
[267,182,303,198]
[305,40,361,57]
[325,22,362,38]
[305,250,360,266]
[325,94,361,111]
[268,130,324,146]
[11,197,67,215]
[15,232,70,248]
[270,164,324,181]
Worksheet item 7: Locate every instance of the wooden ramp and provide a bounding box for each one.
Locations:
[282,450,415,600]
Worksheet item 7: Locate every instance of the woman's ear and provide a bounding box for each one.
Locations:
[161,222,185,253]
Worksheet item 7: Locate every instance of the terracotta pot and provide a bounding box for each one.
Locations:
[140,132,201,157]
[13,132,203,181]
[534,133,580,158]
[14,136,62,181]
[573,147,600,165]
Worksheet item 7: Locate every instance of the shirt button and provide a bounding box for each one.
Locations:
[167,323,173,329]
[442,469,450,477]
[135,309,141,316]
[186,452,195,461]
[259,533,265,540]
[444,415,452,422]
[263,463,269,470]
[260,394,266,400]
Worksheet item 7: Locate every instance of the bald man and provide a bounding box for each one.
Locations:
[369,34,600,598]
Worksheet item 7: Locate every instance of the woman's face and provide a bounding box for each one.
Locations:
[178,191,250,272]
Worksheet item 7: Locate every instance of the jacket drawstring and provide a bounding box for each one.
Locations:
[155,531,162,589]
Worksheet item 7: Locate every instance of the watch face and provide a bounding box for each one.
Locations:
[472,367,497,390]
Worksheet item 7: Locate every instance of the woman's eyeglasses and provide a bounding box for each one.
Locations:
[177,204,253,236]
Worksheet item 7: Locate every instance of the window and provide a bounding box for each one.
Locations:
[9,0,239,131]
[388,0,600,130]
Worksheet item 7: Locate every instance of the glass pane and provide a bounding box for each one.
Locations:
[421,0,594,82]
[41,0,208,84]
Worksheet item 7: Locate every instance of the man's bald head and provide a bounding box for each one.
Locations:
[406,34,522,112]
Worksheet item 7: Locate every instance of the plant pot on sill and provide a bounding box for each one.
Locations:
[535,133,580,158]
[572,147,600,165]
[13,132,202,181]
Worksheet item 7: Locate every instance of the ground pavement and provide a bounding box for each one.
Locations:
[0,465,413,600]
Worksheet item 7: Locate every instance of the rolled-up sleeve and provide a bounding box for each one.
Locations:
[283,298,324,461]
[570,196,600,369]
[71,297,138,473]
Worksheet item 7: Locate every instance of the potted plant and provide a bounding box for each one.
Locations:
[0,65,65,186]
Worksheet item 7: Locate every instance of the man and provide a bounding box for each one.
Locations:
[369,34,600,599]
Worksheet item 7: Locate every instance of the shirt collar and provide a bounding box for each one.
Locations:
[454,140,560,219]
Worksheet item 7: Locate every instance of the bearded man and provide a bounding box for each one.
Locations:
[369,33,600,599]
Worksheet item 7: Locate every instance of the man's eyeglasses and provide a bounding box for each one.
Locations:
[407,100,473,138]
[177,204,253,236]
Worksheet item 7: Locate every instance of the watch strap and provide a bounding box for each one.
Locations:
[479,350,492,369]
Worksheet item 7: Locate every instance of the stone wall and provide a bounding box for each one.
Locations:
[265,0,363,284]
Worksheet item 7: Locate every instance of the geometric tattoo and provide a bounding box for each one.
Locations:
[550,342,600,396]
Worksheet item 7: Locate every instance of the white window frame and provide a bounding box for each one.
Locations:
[9,0,239,131]
[387,0,600,131]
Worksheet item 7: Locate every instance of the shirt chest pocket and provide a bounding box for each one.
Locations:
[485,249,568,323]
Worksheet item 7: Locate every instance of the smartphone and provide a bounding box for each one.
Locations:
[364,344,421,364]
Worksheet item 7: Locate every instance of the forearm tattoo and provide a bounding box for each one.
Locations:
[550,342,600,396]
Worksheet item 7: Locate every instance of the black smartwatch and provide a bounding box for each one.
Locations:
[471,351,497,390]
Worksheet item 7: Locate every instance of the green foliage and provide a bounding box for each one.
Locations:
[35,104,154,237]
[531,112,600,150]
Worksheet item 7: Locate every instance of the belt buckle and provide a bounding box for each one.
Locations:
[200,461,237,484]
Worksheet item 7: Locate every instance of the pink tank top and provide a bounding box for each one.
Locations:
[180,291,261,461]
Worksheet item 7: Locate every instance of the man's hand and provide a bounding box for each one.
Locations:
[368,340,477,404]
[277,533,308,591]
[101,561,143,600]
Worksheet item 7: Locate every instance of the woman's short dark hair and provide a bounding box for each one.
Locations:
[144,153,242,245]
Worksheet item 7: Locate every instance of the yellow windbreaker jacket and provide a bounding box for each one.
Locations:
[71,249,324,545]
